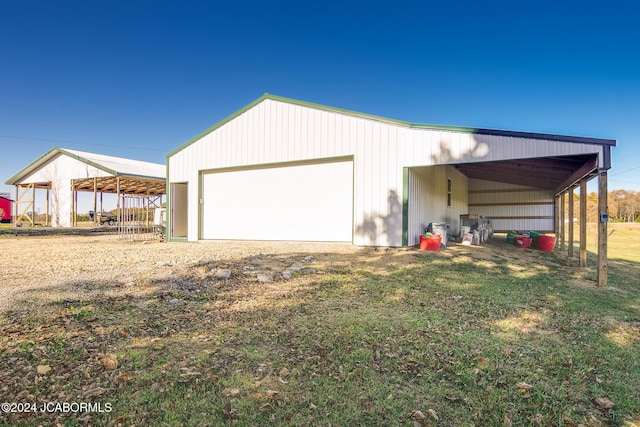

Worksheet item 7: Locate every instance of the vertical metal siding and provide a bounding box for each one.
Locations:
[17,154,112,227]
[168,98,603,244]
[407,165,468,246]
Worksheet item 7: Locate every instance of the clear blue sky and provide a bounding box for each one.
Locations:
[1,0,639,206]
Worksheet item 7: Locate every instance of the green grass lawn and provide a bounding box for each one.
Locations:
[1,226,639,426]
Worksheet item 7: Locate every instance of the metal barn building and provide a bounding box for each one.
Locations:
[0,195,12,223]
[5,147,166,227]
[167,94,615,250]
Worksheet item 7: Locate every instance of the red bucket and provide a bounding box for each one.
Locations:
[419,236,429,250]
[515,236,532,249]
[537,235,556,252]
[419,235,441,251]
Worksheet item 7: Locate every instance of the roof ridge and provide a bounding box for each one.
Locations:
[168,94,615,159]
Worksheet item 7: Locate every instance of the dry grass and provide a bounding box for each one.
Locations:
[0,230,638,426]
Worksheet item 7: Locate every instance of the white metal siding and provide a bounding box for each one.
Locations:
[407,165,468,246]
[468,179,554,232]
[17,154,111,227]
[201,160,353,242]
[169,99,405,245]
[168,97,604,245]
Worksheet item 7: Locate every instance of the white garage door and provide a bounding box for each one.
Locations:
[202,159,353,241]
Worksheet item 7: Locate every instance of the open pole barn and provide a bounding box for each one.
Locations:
[166,94,615,285]
[5,147,166,228]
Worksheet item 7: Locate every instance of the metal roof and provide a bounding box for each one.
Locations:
[454,154,599,193]
[5,147,166,196]
[5,147,165,185]
[168,94,616,158]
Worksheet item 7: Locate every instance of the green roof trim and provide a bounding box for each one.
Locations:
[5,147,118,185]
[167,94,272,159]
[5,147,59,185]
[5,147,166,186]
[167,94,616,160]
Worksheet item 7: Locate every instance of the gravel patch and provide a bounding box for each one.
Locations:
[0,235,362,314]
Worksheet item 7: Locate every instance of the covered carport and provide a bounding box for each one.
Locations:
[453,143,614,286]
[165,94,615,286]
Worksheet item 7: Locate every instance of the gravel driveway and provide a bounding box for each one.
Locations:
[0,234,365,314]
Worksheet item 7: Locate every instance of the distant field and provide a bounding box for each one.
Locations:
[562,222,640,264]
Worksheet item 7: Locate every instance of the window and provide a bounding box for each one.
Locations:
[447,178,452,207]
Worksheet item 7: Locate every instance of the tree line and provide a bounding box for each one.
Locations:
[572,189,639,223]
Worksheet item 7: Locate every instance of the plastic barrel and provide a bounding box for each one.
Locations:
[515,236,532,249]
[537,235,556,252]
[427,235,441,251]
[529,231,542,249]
[419,236,429,250]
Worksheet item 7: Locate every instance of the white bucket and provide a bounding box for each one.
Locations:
[461,232,473,245]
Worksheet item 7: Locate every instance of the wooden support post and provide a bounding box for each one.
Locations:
[93,178,98,226]
[15,184,34,225]
[568,187,574,258]
[554,194,560,237]
[597,170,608,287]
[559,192,566,252]
[46,188,50,226]
[74,182,79,227]
[116,177,121,228]
[32,184,36,225]
[70,180,74,226]
[13,185,18,226]
[146,183,150,225]
[579,179,587,267]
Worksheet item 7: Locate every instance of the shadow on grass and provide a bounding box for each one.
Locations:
[1,243,639,426]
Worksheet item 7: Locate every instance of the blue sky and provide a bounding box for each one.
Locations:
[1,0,639,207]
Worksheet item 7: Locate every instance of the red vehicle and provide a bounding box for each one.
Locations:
[0,196,12,223]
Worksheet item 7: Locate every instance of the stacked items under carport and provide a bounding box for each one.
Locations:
[460,214,493,245]
[506,230,557,252]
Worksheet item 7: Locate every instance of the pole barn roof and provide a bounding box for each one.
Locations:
[5,147,166,195]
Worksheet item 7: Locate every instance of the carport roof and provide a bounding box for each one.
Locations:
[454,154,600,193]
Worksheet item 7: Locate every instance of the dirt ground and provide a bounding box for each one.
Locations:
[0,233,574,317]
[0,234,408,315]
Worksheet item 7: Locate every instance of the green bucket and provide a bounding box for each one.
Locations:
[529,231,542,249]
[506,233,517,245]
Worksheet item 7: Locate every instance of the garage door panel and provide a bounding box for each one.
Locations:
[202,160,353,241]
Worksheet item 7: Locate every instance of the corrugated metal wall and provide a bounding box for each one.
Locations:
[168,97,603,245]
[169,99,407,245]
[408,165,468,246]
[17,154,111,227]
[468,179,555,232]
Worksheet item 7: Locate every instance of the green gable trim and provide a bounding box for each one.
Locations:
[5,147,60,184]
[167,94,615,161]
[166,93,413,160]
[4,147,118,185]
[402,167,409,247]
[167,94,271,159]
[265,94,411,127]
